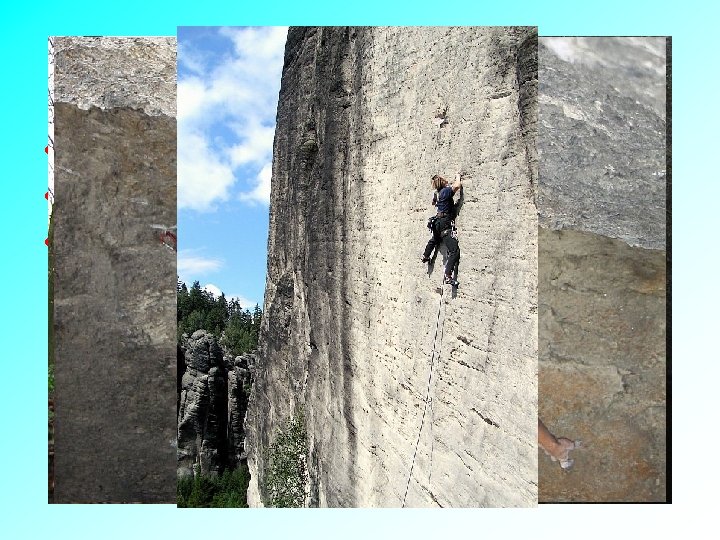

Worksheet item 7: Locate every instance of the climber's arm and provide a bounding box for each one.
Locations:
[451,175,462,194]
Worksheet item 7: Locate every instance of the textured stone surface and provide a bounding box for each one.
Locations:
[246,26,538,508]
[538,37,666,250]
[54,37,176,117]
[177,331,226,477]
[538,37,667,502]
[177,330,254,477]
[228,355,254,466]
[538,229,666,502]
[52,37,177,503]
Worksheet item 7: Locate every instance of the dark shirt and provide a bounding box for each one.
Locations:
[435,186,454,215]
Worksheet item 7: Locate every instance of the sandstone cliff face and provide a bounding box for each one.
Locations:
[177,330,254,477]
[52,37,177,503]
[537,37,667,502]
[246,26,538,507]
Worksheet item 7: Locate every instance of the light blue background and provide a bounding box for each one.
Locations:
[1,0,712,537]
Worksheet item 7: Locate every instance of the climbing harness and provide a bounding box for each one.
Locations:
[439,222,457,239]
[402,274,448,507]
[426,215,438,231]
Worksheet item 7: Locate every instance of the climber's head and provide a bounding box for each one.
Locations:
[431,175,447,191]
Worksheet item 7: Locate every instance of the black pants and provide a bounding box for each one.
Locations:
[423,215,460,277]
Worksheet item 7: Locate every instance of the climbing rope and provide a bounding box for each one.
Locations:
[402,276,448,507]
[427,310,444,488]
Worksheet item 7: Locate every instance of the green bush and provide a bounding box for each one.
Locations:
[263,412,308,508]
[221,317,257,357]
[176,464,250,508]
[177,474,194,506]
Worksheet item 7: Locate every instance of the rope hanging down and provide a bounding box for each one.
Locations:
[402,277,448,507]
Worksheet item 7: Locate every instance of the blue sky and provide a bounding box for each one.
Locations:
[177,26,288,308]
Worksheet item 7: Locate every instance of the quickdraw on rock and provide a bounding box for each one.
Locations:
[159,230,177,251]
[150,224,177,251]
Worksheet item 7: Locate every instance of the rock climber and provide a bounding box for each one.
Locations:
[538,418,581,470]
[421,172,462,287]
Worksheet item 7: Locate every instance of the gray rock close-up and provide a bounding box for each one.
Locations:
[53,37,176,117]
[52,37,177,503]
[538,37,666,250]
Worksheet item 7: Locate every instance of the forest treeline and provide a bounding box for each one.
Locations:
[177,279,260,507]
[177,279,261,356]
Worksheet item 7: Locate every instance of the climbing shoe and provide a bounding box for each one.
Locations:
[444,275,459,287]
[421,256,431,263]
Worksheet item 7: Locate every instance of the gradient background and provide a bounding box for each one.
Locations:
[1,0,709,536]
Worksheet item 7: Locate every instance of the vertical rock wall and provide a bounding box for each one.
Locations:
[52,37,177,503]
[177,330,254,477]
[538,37,667,502]
[246,26,538,508]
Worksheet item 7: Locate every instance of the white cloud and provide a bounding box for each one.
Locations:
[239,162,272,205]
[202,283,223,297]
[178,131,235,211]
[178,41,207,78]
[220,26,288,64]
[177,77,210,121]
[202,282,257,309]
[228,294,259,309]
[178,27,287,211]
[228,121,275,167]
[178,251,223,276]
